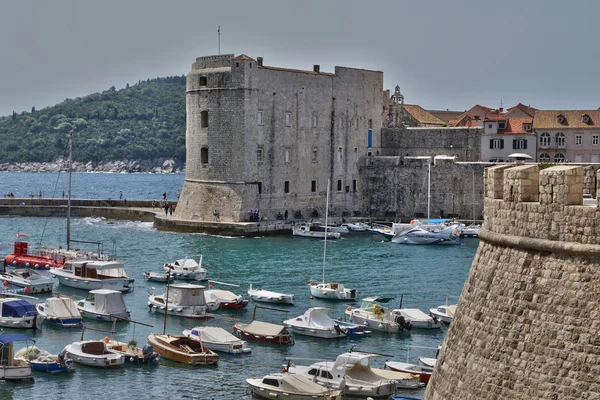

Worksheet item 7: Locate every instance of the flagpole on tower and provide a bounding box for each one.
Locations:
[218,25,220,55]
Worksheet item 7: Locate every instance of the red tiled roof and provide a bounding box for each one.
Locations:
[232,54,255,61]
[499,118,533,135]
[507,103,537,117]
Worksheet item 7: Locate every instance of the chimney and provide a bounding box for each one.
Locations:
[257,57,263,67]
[313,65,320,73]
[499,107,504,113]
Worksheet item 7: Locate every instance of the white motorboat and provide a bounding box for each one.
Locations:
[63,340,124,368]
[182,326,251,354]
[0,334,34,381]
[76,289,130,322]
[247,284,295,305]
[204,288,248,310]
[367,223,395,240]
[283,307,371,339]
[143,271,173,283]
[429,303,457,324]
[36,295,82,328]
[163,256,207,281]
[390,308,442,329]
[341,222,367,232]
[315,224,349,234]
[49,259,133,292]
[308,180,356,301]
[419,356,437,368]
[293,223,341,239]
[286,351,397,398]
[385,360,434,384]
[0,268,53,294]
[345,297,413,333]
[459,223,481,238]
[247,372,342,400]
[391,224,462,245]
[0,297,40,329]
[148,283,211,319]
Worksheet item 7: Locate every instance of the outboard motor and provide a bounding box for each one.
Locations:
[395,315,412,332]
[350,289,357,299]
[333,323,348,336]
[142,344,154,356]
[58,349,67,366]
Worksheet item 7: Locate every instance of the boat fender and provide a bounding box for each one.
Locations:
[346,306,352,311]
[281,367,287,373]
[103,337,110,343]
[307,280,312,285]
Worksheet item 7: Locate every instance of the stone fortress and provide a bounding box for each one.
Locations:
[175,54,383,222]
[424,164,600,399]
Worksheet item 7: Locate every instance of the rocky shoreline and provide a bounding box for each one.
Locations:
[0,158,185,173]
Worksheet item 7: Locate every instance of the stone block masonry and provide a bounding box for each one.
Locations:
[424,165,600,400]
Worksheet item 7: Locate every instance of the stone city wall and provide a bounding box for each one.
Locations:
[424,165,600,400]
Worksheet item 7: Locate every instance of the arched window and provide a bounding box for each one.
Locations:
[540,132,550,147]
[539,153,550,161]
[554,153,565,162]
[200,111,208,128]
[200,147,209,164]
[199,76,207,86]
[555,132,565,147]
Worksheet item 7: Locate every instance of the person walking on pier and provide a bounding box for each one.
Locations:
[164,203,169,216]
[163,192,167,201]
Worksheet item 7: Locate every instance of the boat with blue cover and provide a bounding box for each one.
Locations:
[0,297,40,329]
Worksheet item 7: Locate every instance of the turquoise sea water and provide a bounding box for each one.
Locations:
[0,173,477,399]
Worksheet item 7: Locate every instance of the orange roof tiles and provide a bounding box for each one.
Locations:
[533,110,600,129]
[403,104,445,125]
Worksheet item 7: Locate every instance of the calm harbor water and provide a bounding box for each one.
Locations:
[0,172,477,399]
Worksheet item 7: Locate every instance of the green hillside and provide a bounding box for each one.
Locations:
[0,76,186,164]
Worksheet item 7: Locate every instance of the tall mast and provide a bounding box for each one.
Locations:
[163,269,171,335]
[427,161,431,220]
[67,131,73,250]
[322,179,330,284]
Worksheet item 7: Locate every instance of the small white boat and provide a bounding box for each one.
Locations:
[341,222,367,232]
[36,295,82,328]
[163,256,207,281]
[0,268,53,294]
[315,224,349,234]
[0,297,40,329]
[143,271,173,283]
[391,308,442,329]
[286,351,397,398]
[429,303,457,324]
[345,297,413,333]
[182,326,251,354]
[0,334,34,380]
[309,281,357,301]
[76,289,130,322]
[385,360,434,384]
[106,340,160,364]
[148,283,211,319]
[247,284,295,305]
[367,223,395,240]
[63,340,124,368]
[50,259,133,292]
[15,346,75,374]
[293,223,341,239]
[247,372,342,400]
[391,224,462,245]
[459,224,481,238]
[419,356,437,368]
[283,307,371,339]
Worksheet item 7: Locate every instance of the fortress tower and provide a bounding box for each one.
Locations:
[175,54,383,222]
[425,164,600,399]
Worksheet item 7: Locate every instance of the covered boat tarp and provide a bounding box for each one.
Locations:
[292,307,335,329]
[172,257,201,269]
[0,333,34,344]
[205,290,239,303]
[446,305,457,317]
[280,373,336,394]
[242,321,287,336]
[169,284,206,306]
[190,327,240,344]
[45,297,81,318]
[398,308,429,320]
[2,300,37,318]
[87,290,127,314]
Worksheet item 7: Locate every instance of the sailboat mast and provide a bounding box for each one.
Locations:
[67,131,73,250]
[163,269,171,335]
[427,162,431,220]
[322,179,330,284]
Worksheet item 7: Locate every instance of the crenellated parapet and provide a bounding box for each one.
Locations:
[483,164,600,244]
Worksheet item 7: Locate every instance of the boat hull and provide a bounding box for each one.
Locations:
[41,316,82,328]
[385,361,433,383]
[233,324,294,345]
[0,273,53,294]
[292,230,340,239]
[217,299,248,310]
[0,365,33,381]
[309,285,356,301]
[78,308,130,322]
[344,310,406,333]
[147,298,210,319]
[147,334,218,365]
[31,359,75,374]
[247,379,341,400]
[0,315,40,329]
[248,294,295,305]
[64,342,124,368]
[50,270,130,292]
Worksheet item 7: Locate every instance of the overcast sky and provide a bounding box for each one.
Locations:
[1,0,599,116]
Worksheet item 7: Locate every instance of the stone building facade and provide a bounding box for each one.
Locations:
[175,54,383,222]
[424,164,600,400]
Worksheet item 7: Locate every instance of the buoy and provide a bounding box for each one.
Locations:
[346,306,352,311]
[24,287,30,293]
[3,281,8,287]
[309,296,314,300]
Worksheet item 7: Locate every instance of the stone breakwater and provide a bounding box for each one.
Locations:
[424,164,600,400]
[0,158,184,173]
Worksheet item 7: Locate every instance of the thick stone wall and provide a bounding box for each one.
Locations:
[381,126,483,161]
[358,157,488,221]
[424,165,600,400]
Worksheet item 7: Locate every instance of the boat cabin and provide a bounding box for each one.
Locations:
[85,290,128,315]
[168,284,207,307]
[66,260,127,279]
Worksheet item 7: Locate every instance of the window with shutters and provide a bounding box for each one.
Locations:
[513,139,527,150]
[490,139,504,149]
[576,135,582,145]
[593,135,599,146]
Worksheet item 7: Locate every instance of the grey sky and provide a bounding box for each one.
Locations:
[1,0,599,117]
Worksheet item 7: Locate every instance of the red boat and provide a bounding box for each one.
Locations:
[232,320,294,345]
[4,241,64,270]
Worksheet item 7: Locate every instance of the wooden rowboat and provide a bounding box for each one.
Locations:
[147,333,218,365]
